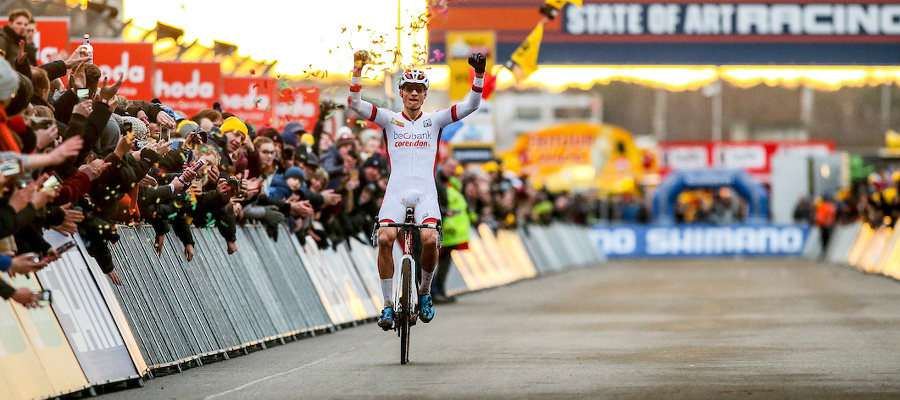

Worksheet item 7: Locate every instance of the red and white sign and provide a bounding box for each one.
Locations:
[69,41,154,100]
[0,18,69,65]
[154,62,221,118]
[660,140,835,183]
[220,77,276,128]
[273,85,319,131]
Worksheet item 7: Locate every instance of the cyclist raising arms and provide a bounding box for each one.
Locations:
[349,50,487,329]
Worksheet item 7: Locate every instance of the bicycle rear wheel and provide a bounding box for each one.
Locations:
[399,258,412,364]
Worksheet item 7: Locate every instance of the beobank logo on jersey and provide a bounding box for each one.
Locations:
[221,77,275,126]
[393,131,433,148]
[1,18,69,65]
[154,62,221,117]
[69,41,153,100]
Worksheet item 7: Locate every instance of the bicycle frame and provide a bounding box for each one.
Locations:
[374,208,441,364]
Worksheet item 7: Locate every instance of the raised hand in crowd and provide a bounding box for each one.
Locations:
[156,111,176,130]
[78,158,110,181]
[289,199,315,218]
[6,252,48,276]
[30,175,60,210]
[72,99,92,117]
[322,189,342,206]
[46,135,83,165]
[51,203,85,236]
[172,169,197,192]
[114,131,133,159]
[69,61,86,89]
[138,175,158,187]
[98,73,124,101]
[64,46,92,68]
[11,287,39,308]
[14,40,26,66]
[8,180,37,212]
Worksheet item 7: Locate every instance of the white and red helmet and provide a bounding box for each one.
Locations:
[398,69,429,91]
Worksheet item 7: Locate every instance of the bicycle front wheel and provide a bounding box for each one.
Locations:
[400,258,412,364]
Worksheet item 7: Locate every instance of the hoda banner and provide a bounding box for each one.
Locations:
[69,41,153,100]
[221,77,276,128]
[273,85,319,130]
[0,18,69,65]
[155,62,221,119]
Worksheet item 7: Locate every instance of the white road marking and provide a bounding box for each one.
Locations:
[204,344,364,400]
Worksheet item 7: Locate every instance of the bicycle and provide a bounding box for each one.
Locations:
[374,207,440,364]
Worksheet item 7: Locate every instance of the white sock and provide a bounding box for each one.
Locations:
[419,269,434,295]
[381,279,393,308]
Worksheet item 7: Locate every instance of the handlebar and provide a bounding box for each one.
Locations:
[376,222,439,230]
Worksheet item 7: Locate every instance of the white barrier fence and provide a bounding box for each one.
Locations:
[0,222,603,399]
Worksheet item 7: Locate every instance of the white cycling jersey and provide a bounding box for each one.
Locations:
[349,74,483,224]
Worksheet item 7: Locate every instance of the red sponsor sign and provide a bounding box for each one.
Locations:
[68,41,154,100]
[154,62,221,118]
[220,77,276,128]
[0,18,70,65]
[272,85,319,131]
[659,140,835,183]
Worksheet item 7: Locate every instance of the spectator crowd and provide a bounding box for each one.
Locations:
[0,8,588,308]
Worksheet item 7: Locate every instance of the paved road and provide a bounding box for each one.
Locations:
[103,259,900,399]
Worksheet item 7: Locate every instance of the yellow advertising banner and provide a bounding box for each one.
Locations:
[446,31,495,102]
[10,274,88,397]
[500,123,650,193]
[0,274,88,400]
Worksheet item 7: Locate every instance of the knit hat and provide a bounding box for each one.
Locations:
[5,73,32,116]
[299,132,315,146]
[284,166,305,181]
[122,116,149,140]
[0,60,18,101]
[177,120,199,136]
[281,121,305,148]
[220,116,248,136]
[363,154,385,170]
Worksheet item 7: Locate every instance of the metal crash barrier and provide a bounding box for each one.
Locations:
[0,222,602,399]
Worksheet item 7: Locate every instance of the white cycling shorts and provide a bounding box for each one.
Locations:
[378,187,441,224]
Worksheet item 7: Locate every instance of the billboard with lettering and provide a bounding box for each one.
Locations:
[273,85,319,131]
[659,140,835,183]
[69,41,154,100]
[154,62,221,119]
[593,224,811,258]
[429,1,900,65]
[221,77,276,128]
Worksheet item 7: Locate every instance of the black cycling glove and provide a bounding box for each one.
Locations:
[468,53,486,74]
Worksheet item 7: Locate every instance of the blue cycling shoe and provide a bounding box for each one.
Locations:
[377,307,394,331]
[419,294,434,323]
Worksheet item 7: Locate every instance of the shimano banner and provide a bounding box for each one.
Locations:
[592,224,810,258]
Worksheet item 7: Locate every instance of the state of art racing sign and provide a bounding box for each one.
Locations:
[428,0,900,65]
[564,3,900,37]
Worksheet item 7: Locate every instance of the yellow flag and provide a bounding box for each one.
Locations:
[505,23,543,83]
[546,0,582,8]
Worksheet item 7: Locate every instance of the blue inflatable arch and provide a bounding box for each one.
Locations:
[651,169,769,224]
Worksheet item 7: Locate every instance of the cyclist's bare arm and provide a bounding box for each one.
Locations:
[349,50,390,127]
[433,53,487,128]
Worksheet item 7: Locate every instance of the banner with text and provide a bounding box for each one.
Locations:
[273,85,319,131]
[563,3,900,37]
[592,224,811,258]
[660,141,834,183]
[221,77,277,128]
[154,62,221,119]
[69,41,154,100]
